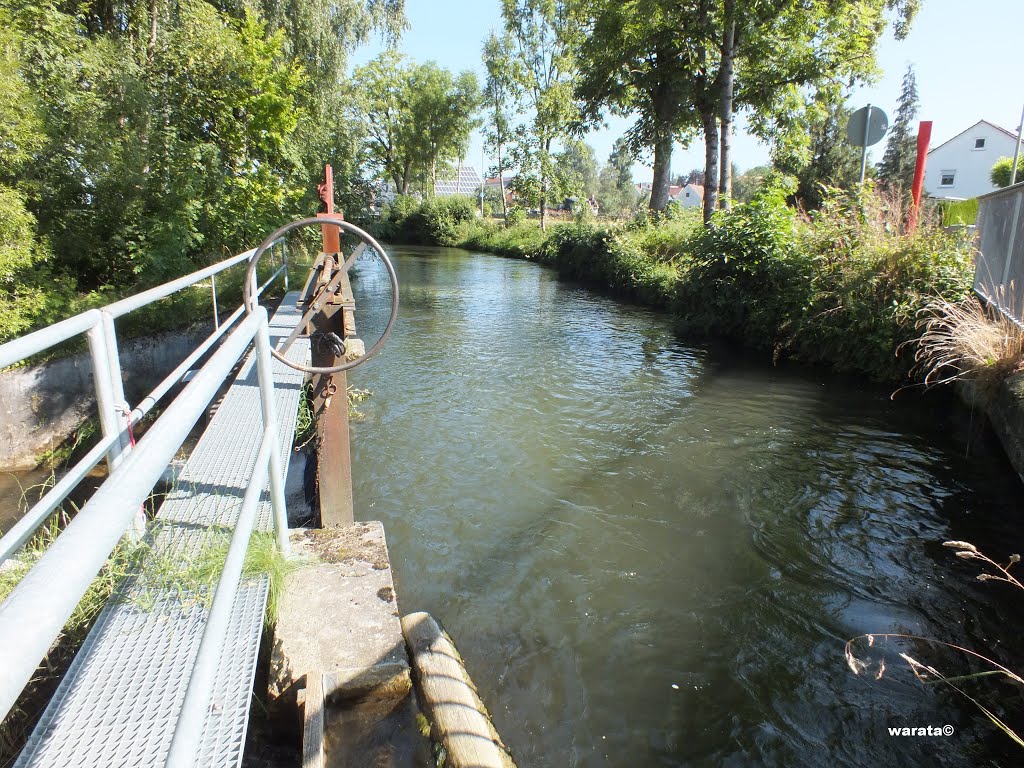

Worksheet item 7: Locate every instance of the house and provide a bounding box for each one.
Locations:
[671,183,704,208]
[433,166,482,197]
[923,120,1019,200]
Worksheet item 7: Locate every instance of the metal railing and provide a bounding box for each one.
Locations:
[975,181,1024,323]
[0,241,287,563]
[0,242,291,733]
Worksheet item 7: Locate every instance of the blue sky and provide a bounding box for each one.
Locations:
[350,0,1024,180]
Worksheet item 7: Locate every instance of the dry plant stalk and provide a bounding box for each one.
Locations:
[846,541,1024,748]
[912,291,1024,389]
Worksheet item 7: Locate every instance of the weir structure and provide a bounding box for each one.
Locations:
[0,169,514,768]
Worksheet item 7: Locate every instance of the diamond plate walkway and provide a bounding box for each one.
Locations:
[14,293,310,768]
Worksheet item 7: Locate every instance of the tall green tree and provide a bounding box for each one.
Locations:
[574,0,697,212]
[774,95,865,210]
[877,64,919,190]
[351,53,480,195]
[501,0,581,230]
[482,31,518,217]
[595,137,641,217]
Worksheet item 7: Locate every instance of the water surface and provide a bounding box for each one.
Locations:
[349,246,1024,767]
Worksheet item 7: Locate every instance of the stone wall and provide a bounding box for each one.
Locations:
[0,325,212,469]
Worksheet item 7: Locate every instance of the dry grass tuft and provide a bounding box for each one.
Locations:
[912,292,1024,394]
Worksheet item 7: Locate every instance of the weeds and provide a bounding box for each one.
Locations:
[911,290,1024,397]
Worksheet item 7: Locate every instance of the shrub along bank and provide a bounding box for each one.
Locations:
[363,189,976,383]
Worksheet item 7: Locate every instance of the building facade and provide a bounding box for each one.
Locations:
[924,120,1019,200]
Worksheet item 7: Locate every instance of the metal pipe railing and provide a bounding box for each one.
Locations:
[164,434,273,768]
[0,242,289,563]
[0,309,270,721]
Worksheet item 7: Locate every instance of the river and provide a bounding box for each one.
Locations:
[348,245,1024,768]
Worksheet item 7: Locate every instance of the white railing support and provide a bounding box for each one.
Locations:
[254,316,290,556]
[0,311,265,722]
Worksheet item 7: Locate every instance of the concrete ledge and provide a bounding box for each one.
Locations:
[269,522,411,708]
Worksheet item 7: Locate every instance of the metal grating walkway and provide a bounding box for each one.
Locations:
[14,293,310,768]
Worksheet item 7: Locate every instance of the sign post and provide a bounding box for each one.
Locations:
[847,104,889,184]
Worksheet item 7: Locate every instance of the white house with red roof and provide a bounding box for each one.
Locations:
[923,120,1020,200]
[670,183,704,208]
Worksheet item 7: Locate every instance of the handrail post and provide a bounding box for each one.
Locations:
[283,239,289,292]
[211,273,220,331]
[254,310,290,556]
[86,322,124,471]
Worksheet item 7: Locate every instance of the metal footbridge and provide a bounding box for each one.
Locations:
[0,210,398,767]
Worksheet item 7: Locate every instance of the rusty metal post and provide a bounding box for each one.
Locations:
[310,165,355,527]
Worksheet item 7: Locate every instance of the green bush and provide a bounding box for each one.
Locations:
[505,206,526,228]
[676,197,810,346]
[990,156,1024,188]
[936,198,979,226]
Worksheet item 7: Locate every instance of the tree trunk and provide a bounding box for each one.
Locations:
[540,138,550,232]
[650,128,673,211]
[717,4,736,209]
[147,0,159,61]
[701,110,720,224]
[498,143,507,218]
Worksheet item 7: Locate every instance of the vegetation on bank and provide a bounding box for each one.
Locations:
[363,187,977,384]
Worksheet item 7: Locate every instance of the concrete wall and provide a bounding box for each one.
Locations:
[924,121,1018,200]
[0,324,213,469]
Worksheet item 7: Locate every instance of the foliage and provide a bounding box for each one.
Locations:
[482,31,518,217]
[370,195,478,246]
[676,196,808,344]
[774,95,868,210]
[936,198,979,226]
[351,53,480,196]
[595,138,643,217]
[991,156,1024,188]
[501,0,581,229]
[877,64,920,191]
[731,165,772,204]
[0,0,406,342]
[409,185,974,383]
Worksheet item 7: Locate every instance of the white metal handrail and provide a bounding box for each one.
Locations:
[0,305,290,727]
[0,243,288,564]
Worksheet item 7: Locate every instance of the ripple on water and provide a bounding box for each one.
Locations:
[351,247,1024,768]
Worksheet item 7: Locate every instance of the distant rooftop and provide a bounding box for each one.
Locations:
[434,166,482,197]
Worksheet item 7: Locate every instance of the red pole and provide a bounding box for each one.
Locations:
[317,164,341,254]
[908,120,932,233]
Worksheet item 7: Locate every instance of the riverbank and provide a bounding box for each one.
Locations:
[364,188,976,384]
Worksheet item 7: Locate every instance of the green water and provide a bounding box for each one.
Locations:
[349,246,1023,767]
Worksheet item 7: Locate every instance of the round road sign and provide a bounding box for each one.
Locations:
[846,105,889,147]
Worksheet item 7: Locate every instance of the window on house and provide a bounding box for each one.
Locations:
[974,138,986,149]
[940,171,956,187]
[685,191,690,197]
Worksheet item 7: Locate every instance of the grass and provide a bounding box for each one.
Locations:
[912,288,1024,399]
[0,475,303,763]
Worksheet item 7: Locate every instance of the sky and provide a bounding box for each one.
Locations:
[349,0,1024,182]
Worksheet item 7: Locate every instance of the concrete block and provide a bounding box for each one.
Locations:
[270,522,411,707]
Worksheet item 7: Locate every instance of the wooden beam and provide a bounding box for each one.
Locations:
[301,672,325,768]
[401,612,517,768]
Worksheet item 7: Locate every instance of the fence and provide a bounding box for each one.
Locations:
[975,181,1024,323]
[0,241,289,729]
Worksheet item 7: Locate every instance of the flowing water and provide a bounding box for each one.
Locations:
[348,245,1024,768]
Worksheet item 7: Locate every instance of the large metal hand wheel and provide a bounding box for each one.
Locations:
[243,216,399,374]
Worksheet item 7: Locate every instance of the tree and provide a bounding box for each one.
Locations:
[412,63,481,192]
[501,0,580,230]
[554,138,598,201]
[675,169,706,187]
[774,96,865,210]
[595,137,639,217]
[482,32,518,217]
[991,156,1024,188]
[877,64,919,190]
[574,0,698,212]
[351,54,479,196]
[731,165,771,203]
